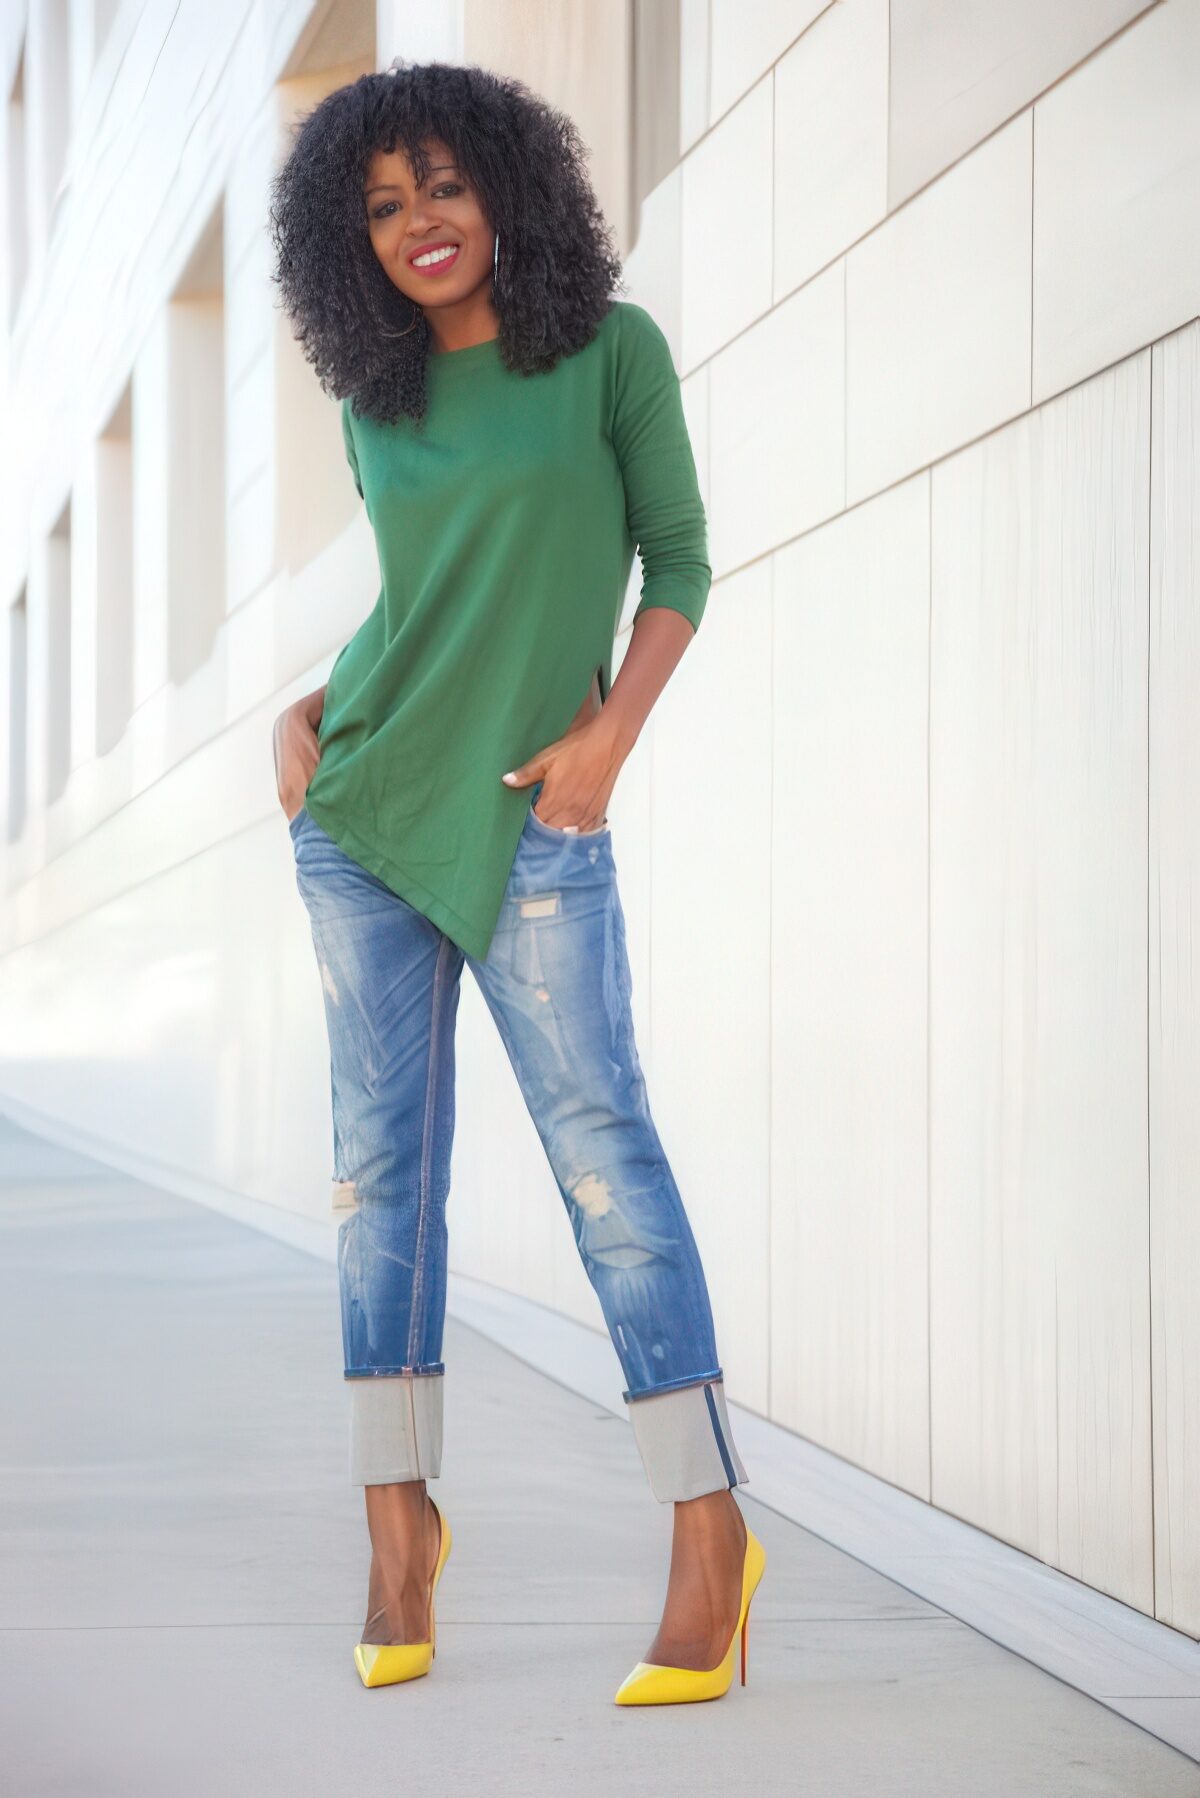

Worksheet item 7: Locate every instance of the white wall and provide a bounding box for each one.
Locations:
[2,0,1199,1638]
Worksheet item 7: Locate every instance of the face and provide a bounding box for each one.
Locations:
[363,136,496,324]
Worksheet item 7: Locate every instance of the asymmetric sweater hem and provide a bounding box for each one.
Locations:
[302,789,507,962]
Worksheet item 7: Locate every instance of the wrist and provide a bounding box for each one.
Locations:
[595,699,640,761]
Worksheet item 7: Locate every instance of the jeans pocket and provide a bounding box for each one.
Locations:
[526,778,609,839]
[526,804,610,839]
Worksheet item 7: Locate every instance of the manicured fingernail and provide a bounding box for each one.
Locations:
[502,772,517,783]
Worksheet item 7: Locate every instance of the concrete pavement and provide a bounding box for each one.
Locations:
[1,1115,1196,1797]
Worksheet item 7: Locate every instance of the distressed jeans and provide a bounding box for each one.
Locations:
[289,783,748,1504]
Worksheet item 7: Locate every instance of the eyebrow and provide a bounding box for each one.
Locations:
[364,163,460,198]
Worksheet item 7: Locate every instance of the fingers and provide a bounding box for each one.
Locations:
[532,791,609,832]
[502,763,538,787]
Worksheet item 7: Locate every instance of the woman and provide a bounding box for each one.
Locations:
[269,59,764,1706]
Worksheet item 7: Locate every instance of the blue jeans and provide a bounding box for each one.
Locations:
[289,785,747,1503]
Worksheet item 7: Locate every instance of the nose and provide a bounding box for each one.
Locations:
[407,195,444,237]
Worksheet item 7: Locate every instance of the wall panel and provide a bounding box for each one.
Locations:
[889,0,1151,207]
[709,0,826,124]
[1149,318,1200,1636]
[773,0,888,301]
[770,475,931,1492]
[708,260,844,577]
[929,349,1151,1608]
[1033,0,1200,404]
[680,73,774,371]
[845,111,1031,506]
[650,565,774,1414]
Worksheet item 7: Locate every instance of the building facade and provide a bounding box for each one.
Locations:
[3,0,1199,1637]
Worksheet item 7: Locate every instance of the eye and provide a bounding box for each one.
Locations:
[370,182,461,220]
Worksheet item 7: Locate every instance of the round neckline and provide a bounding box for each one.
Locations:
[428,335,502,367]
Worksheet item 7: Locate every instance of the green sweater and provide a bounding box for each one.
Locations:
[301,299,710,961]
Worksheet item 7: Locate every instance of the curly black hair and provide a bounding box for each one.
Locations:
[268,58,625,427]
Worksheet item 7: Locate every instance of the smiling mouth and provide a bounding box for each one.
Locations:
[408,244,461,276]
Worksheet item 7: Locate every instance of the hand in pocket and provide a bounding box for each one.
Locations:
[273,700,321,822]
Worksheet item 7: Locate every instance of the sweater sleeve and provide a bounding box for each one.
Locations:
[341,397,364,500]
[610,302,711,632]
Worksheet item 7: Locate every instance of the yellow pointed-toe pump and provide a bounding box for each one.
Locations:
[613,1522,766,1706]
[353,1496,452,1689]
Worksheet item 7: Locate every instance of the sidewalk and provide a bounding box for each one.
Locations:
[1,1116,1195,1797]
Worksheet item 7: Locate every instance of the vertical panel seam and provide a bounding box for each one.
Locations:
[766,550,774,1415]
[1146,339,1155,1619]
[926,465,934,1504]
[1030,102,1035,408]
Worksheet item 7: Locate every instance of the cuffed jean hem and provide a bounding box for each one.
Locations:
[347,1371,444,1486]
[626,1376,749,1503]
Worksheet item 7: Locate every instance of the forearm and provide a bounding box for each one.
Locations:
[597,606,696,756]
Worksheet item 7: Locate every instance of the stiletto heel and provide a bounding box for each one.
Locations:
[353,1495,451,1689]
[613,1522,766,1706]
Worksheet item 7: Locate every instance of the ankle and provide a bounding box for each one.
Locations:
[672,1489,745,1543]
[364,1481,437,1558]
